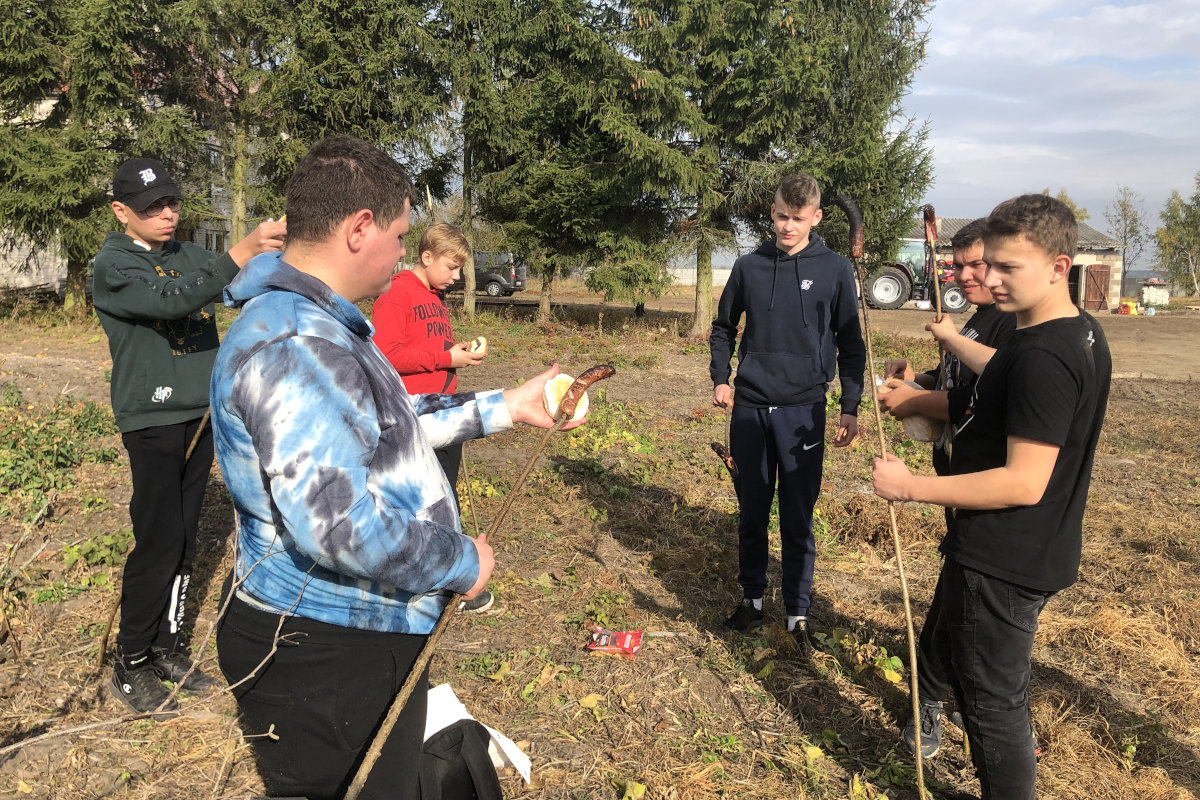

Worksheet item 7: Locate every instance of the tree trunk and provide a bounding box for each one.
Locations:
[231,120,249,245]
[689,237,713,338]
[462,139,476,316]
[538,263,555,323]
[63,255,88,317]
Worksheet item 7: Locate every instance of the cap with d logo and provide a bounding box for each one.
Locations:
[113,158,181,212]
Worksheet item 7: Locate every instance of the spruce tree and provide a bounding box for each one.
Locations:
[0,0,200,313]
[469,0,701,321]
[628,0,933,336]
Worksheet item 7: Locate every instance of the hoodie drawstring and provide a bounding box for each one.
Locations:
[795,261,809,328]
[769,251,779,311]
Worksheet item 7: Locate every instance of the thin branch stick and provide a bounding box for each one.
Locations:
[837,194,927,798]
[0,540,304,759]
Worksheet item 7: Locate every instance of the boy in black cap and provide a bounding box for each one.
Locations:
[94,156,286,716]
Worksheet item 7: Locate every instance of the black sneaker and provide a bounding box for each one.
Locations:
[110,661,180,719]
[902,699,943,758]
[151,649,222,693]
[789,617,812,655]
[458,590,495,614]
[723,599,764,633]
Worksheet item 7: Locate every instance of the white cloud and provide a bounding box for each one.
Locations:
[905,1,1200,226]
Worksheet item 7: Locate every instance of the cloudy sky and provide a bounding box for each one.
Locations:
[902,1,1200,235]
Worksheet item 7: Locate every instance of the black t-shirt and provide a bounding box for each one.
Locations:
[925,303,1016,475]
[941,312,1111,591]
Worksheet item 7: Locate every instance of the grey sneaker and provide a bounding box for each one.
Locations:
[902,699,943,758]
[723,598,764,633]
[458,590,495,614]
[110,661,180,719]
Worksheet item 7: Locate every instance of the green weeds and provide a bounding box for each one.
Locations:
[0,395,120,520]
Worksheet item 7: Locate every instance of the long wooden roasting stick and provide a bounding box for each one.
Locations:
[833,195,927,797]
[344,364,616,800]
[924,204,947,389]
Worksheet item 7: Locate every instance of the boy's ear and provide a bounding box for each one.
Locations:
[111,201,130,225]
[811,207,823,227]
[1050,253,1073,283]
[344,209,375,252]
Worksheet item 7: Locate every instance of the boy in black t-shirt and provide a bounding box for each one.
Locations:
[872,195,1111,800]
[876,218,1016,759]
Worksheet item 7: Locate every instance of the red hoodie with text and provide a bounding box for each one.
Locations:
[372,269,457,394]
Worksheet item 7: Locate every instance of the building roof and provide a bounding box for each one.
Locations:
[906,216,1119,251]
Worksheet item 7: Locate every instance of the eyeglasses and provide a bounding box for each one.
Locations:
[141,197,182,215]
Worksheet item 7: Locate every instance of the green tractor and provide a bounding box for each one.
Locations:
[863,239,969,313]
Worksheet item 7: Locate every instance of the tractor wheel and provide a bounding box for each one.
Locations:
[864,266,911,310]
[941,284,971,314]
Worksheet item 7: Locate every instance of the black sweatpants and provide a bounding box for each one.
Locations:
[729,402,825,616]
[217,592,429,800]
[925,558,1051,799]
[117,416,212,657]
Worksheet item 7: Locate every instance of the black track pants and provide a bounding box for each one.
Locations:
[117,416,212,656]
[729,402,825,616]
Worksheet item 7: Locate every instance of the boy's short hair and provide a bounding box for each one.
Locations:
[984,194,1077,260]
[419,223,471,267]
[950,218,987,252]
[285,136,416,244]
[776,173,821,210]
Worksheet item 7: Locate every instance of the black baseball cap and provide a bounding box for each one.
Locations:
[112,158,181,212]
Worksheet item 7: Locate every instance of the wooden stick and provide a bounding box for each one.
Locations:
[836,194,927,798]
[924,205,947,390]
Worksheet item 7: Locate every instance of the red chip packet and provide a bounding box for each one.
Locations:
[587,625,644,657]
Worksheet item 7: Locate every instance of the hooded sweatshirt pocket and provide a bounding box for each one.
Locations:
[735,352,825,405]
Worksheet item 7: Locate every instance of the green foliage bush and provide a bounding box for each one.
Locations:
[0,392,120,520]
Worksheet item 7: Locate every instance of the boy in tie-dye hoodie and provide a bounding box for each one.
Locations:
[211,135,581,799]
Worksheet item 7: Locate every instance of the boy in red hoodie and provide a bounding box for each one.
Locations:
[372,222,492,611]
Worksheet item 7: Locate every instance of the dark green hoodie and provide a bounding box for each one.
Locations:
[92,232,239,433]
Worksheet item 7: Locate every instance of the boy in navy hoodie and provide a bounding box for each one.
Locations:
[710,173,865,648]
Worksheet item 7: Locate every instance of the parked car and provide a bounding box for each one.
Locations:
[448,251,526,297]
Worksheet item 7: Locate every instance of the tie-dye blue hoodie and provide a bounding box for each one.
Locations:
[211,252,512,634]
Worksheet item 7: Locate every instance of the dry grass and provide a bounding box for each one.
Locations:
[2,313,1200,800]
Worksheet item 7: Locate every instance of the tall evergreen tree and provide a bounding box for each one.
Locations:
[628,0,933,336]
[0,0,199,313]
[249,0,450,212]
[470,0,702,321]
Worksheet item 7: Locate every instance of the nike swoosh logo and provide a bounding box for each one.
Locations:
[803,442,819,451]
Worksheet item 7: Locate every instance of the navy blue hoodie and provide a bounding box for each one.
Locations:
[709,234,865,413]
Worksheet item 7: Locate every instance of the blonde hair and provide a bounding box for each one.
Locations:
[418,223,471,267]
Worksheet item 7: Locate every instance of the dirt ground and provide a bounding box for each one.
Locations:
[2,292,1200,800]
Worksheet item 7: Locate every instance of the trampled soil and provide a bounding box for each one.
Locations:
[2,291,1199,800]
